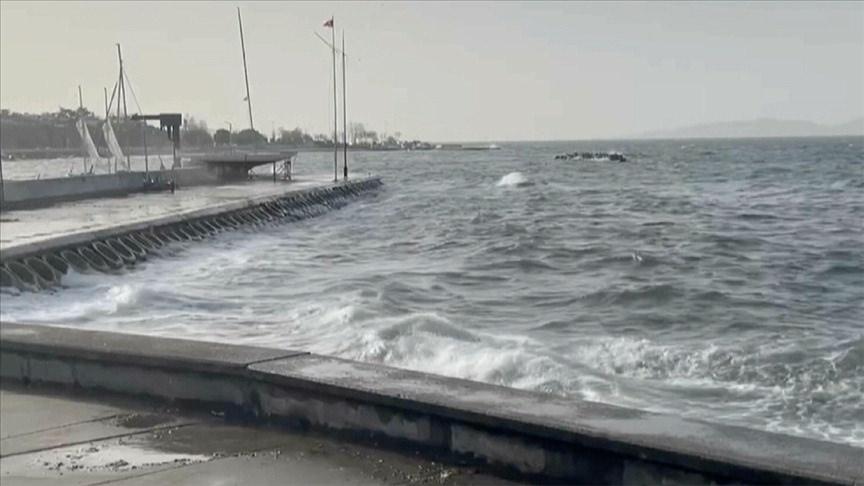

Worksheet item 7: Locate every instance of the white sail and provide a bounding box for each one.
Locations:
[102,119,127,169]
[75,118,101,160]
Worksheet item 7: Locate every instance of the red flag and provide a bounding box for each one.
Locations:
[323,18,333,28]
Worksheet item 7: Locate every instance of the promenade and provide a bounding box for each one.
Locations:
[0,383,507,485]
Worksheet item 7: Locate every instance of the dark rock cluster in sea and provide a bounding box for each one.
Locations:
[554,151,628,162]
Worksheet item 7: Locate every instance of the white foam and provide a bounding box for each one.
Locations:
[496,171,529,187]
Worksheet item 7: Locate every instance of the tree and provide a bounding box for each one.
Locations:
[214,129,231,145]
[349,122,366,145]
[277,127,314,146]
[180,117,212,148]
[234,128,266,146]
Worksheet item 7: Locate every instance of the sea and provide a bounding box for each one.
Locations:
[1,136,862,447]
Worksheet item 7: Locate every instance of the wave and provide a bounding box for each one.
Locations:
[350,313,569,391]
[496,171,531,187]
[0,281,144,323]
[254,296,571,392]
[581,284,684,306]
[817,263,864,277]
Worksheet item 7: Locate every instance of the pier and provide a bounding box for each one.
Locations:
[0,152,297,211]
[0,175,381,291]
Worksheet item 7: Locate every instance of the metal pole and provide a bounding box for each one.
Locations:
[107,81,118,121]
[237,8,254,131]
[331,19,338,181]
[142,122,149,176]
[342,32,348,179]
[117,44,127,119]
[116,47,122,120]
[104,86,112,175]
[227,122,233,153]
[79,85,86,174]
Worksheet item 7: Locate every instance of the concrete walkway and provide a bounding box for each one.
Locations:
[0,384,515,485]
[0,175,336,253]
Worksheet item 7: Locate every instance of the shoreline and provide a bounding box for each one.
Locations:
[1,322,859,484]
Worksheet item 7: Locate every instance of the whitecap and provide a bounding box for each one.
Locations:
[496,171,530,187]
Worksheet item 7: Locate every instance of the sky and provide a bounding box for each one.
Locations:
[1,1,862,142]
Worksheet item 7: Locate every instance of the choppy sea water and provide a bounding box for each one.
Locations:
[2,137,863,446]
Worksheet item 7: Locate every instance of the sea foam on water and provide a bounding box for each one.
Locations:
[496,171,529,187]
[3,138,862,447]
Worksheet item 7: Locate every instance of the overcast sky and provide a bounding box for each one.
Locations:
[1,1,862,141]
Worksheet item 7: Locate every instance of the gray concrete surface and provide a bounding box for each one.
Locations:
[0,384,514,485]
[2,322,860,485]
[0,174,338,257]
[0,324,306,374]
[250,354,864,484]
[0,167,222,210]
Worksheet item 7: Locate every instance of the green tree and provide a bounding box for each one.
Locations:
[181,115,213,148]
[214,128,231,145]
[277,127,314,146]
[234,128,266,146]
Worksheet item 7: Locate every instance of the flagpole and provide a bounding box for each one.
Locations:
[238,7,254,132]
[342,31,348,179]
[331,17,338,182]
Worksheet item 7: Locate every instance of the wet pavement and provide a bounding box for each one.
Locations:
[0,383,517,485]
[0,175,335,253]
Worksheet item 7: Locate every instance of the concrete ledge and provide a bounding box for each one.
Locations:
[1,323,861,485]
[0,323,306,374]
[0,168,221,211]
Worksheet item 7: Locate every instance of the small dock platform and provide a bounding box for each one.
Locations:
[189,151,296,181]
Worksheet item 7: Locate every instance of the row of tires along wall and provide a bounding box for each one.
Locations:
[0,179,382,292]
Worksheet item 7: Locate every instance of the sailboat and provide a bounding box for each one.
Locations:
[74,86,102,174]
[75,117,101,174]
[102,117,125,171]
[104,44,133,171]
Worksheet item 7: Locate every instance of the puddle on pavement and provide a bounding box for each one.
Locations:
[29,435,210,474]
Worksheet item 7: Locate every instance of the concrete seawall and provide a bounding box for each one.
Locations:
[0,177,382,291]
[1,168,221,210]
[1,323,859,485]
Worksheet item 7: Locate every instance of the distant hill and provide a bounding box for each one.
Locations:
[635,117,864,139]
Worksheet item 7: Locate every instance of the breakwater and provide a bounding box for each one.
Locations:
[0,177,382,292]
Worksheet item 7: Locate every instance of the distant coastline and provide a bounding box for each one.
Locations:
[631,117,864,140]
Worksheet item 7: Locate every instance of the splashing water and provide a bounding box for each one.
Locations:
[2,136,863,446]
[496,171,530,187]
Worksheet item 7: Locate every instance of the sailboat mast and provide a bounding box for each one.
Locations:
[78,85,86,173]
[116,44,127,119]
[331,18,338,181]
[237,8,254,131]
[341,32,348,179]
